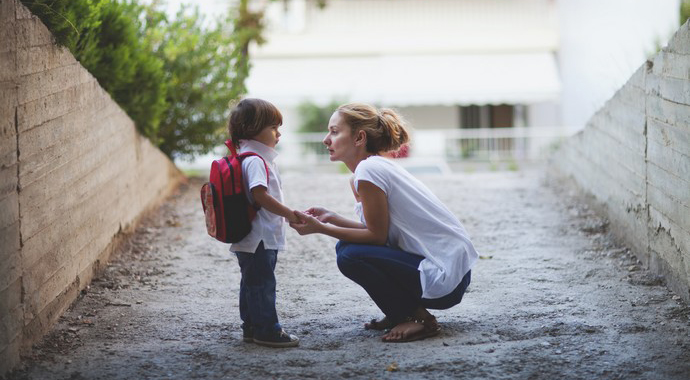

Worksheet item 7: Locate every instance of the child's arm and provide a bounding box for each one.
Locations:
[251,186,300,224]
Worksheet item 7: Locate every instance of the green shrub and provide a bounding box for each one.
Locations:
[296,100,344,133]
[21,0,255,159]
[143,5,249,158]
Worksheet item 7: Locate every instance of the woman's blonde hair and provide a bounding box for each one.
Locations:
[336,103,410,154]
[228,98,283,147]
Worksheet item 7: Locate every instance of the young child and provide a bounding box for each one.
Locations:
[227,98,300,348]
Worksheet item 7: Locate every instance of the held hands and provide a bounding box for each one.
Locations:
[289,208,330,235]
[304,207,334,223]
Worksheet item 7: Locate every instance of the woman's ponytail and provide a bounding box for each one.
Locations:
[378,108,409,153]
[337,103,410,154]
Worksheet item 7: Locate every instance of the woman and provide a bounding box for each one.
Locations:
[290,103,479,342]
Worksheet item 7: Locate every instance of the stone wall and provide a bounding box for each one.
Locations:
[0,0,184,374]
[552,21,690,302]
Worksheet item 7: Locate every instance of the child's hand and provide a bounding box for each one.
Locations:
[289,210,323,235]
[305,207,333,223]
[286,211,303,224]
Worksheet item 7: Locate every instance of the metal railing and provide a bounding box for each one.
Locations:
[442,126,574,162]
[289,126,576,163]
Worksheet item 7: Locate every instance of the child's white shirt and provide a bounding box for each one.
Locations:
[229,140,286,253]
[353,156,479,299]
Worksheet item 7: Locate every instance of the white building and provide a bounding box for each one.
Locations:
[246,0,563,166]
[170,0,680,170]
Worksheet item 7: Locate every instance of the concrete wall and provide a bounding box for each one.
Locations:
[552,21,690,302]
[0,0,183,375]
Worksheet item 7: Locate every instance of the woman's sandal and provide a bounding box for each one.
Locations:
[381,316,441,343]
[365,316,395,331]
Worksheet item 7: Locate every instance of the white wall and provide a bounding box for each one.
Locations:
[558,0,680,129]
[397,106,459,130]
[527,102,560,127]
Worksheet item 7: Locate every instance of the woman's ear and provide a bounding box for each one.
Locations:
[355,130,367,147]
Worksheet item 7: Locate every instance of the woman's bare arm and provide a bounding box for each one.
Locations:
[304,207,365,229]
[292,180,388,245]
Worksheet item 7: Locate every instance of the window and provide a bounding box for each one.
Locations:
[458,104,515,128]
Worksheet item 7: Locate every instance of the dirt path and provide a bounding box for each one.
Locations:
[7,168,690,380]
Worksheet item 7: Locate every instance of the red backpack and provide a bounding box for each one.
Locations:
[200,140,268,243]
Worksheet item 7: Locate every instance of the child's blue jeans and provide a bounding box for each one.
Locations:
[235,242,281,335]
[335,241,471,324]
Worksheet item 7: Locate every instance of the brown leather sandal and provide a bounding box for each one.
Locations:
[382,315,441,343]
[365,316,395,330]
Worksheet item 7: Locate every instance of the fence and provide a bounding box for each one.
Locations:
[290,126,576,164]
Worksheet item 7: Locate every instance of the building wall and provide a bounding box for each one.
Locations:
[557,0,680,129]
[552,21,690,301]
[397,106,459,130]
[527,102,560,127]
[0,1,183,375]
[257,0,558,56]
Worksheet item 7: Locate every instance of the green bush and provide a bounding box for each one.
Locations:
[296,100,343,133]
[143,5,249,158]
[21,0,255,159]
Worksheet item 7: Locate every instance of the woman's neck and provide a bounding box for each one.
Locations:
[345,152,378,173]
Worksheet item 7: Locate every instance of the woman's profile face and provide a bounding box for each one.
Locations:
[323,111,357,162]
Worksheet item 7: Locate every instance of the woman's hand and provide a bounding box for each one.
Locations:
[285,211,302,224]
[305,207,334,223]
[289,210,324,235]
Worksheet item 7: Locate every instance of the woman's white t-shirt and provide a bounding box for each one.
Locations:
[354,156,478,299]
[229,140,286,253]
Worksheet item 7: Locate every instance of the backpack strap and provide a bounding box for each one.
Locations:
[238,152,270,185]
[226,139,270,185]
[225,139,238,157]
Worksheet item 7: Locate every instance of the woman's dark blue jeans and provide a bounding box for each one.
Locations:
[235,242,281,335]
[335,241,471,323]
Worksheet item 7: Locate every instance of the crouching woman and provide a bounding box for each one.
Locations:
[290,103,479,342]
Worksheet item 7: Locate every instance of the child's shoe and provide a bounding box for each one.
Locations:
[253,329,299,348]
[242,325,254,343]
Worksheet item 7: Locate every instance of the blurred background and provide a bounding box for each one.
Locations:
[165,0,683,173]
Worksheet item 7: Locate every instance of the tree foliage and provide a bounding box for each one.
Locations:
[142,5,250,158]
[21,0,262,159]
[296,100,343,133]
[682,0,690,26]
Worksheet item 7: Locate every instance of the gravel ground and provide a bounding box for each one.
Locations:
[6,167,690,380]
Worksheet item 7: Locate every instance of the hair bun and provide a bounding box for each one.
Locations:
[378,108,410,152]
[336,103,410,154]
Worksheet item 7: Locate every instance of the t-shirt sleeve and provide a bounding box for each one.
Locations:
[243,156,269,191]
[354,158,389,195]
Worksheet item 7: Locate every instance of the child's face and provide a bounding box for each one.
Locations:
[253,124,281,148]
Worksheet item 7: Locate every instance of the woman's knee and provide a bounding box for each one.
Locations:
[335,241,354,260]
[335,242,359,274]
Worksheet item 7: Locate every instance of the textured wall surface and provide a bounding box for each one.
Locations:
[553,21,690,303]
[0,0,183,374]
